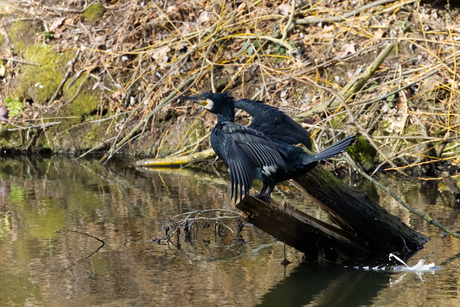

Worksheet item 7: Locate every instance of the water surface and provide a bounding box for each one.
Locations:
[0,155,459,306]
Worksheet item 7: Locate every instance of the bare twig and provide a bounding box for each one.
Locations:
[99,69,210,164]
[48,49,81,105]
[0,57,40,66]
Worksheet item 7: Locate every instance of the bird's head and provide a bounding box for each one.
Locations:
[180,92,234,115]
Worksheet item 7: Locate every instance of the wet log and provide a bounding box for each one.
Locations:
[295,167,428,253]
[237,166,428,260]
[236,196,369,260]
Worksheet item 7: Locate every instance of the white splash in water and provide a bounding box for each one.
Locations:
[389,253,441,283]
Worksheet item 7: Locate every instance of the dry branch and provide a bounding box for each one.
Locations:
[296,43,395,117]
[99,70,209,164]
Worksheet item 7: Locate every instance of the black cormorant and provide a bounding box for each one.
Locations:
[181,92,355,202]
[181,92,287,202]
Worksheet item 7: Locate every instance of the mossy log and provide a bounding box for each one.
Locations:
[237,166,428,261]
[135,148,215,167]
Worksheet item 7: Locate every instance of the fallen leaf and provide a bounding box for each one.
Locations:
[237,3,246,14]
[95,35,106,43]
[277,3,290,15]
[289,33,300,41]
[175,41,187,50]
[198,11,211,23]
[149,46,170,68]
[337,43,355,58]
[0,61,5,77]
[166,5,177,13]
[49,17,67,32]
[374,28,385,39]
[223,66,235,74]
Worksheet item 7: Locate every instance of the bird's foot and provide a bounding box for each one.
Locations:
[253,193,271,203]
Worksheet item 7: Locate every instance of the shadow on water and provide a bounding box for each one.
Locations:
[0,154,460,306]
[256,263,390,307]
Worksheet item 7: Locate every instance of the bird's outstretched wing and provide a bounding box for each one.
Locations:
[235,99,312,150]
[251,120,312,149]
[214,122,287,202]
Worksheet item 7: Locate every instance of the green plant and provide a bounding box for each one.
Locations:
[41,31,54,38]
[5,96,23,117]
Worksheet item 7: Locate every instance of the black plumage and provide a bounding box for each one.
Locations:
[180,92,287,202]
[235,99,312,150]
[181,92,355,203]
[235,98,355,201]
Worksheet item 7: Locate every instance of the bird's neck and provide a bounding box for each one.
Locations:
[235,99,258,114]
[216,108,235,122]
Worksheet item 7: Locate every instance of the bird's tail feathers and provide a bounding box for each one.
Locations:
[313,135,356,161]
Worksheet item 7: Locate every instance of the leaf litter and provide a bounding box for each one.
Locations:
[0,0,459,179]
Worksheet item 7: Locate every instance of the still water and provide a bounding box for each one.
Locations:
[0,155,459,306]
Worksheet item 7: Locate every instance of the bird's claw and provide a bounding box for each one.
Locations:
[254,193,271,203]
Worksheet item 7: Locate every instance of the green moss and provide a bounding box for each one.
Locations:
[11,44,75,105]
[330,113,347,128]
[7,20,42,54]
[405,124,425,136]
[0,34,4,47]
[63,76,99,120]
[81,131,95,149]
[83,4,105,22]
[0,129,24,149]
[348,135,377,171]
[375,118,391,136]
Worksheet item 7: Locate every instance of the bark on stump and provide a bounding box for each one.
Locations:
[236,166,428,261]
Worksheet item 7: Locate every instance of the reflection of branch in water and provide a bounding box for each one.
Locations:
[54,229,106,270]
[173,208,240,219]
[441,251,460,265]
[158,173,171,196]
[159,209,245,262]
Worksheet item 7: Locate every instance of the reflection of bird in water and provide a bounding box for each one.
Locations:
[181,92,355,203]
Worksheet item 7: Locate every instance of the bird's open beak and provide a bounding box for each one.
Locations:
[180,95,207,106]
